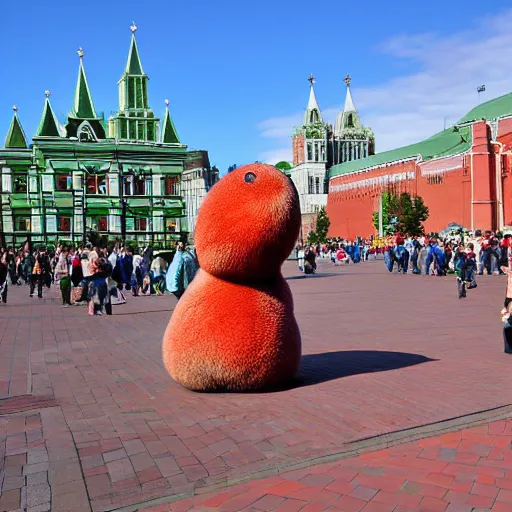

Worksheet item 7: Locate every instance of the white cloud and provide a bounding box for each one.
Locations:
[259,147,294,165]
[258,9,512,159]
[258,114,302,139]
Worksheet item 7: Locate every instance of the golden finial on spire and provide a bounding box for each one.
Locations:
[130,21,138,33]
[77,47,84,58]
[165,99,170,106]
[12,105,18,112]
[344,74,351,87]
[44,90,51,98]
[308,74,316,86]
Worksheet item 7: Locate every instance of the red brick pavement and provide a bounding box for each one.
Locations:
[146,417,512,512]
[0,260,511,510]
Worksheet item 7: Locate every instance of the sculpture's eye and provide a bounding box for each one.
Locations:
[244,172,257,184]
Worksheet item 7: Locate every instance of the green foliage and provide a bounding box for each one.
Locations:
[372,192,397,235]
[295,122,327,139]
[340,126,375,140]
[307,231,318,245]
[275,161,292,171]
[372,192,429,236]
[404,195,429,236]
[314,207,331,243]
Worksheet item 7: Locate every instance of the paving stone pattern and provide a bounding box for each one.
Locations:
[150,417,512,512]
[0,260,511,510]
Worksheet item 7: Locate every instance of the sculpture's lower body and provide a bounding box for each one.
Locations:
[162,270,301,392]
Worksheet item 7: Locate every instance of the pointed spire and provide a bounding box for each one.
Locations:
[125,22,144,75]
[36,91,62,137]
[302,74,323,126]
[5,105,28,148]
[70,48,98,119]
[342,74,356,113]
[335,75,362,138]
[161,99,180,143]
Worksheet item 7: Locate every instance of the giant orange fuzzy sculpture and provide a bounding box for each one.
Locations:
[162,163,302,392]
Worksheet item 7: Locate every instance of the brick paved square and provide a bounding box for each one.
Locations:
[2,261,512,511]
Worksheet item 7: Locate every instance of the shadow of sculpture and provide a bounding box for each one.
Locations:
[183,350,436,395]
[294,350,436,387]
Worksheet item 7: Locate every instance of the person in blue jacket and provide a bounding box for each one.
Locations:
[166,242,199,300]
[425,239,445,275]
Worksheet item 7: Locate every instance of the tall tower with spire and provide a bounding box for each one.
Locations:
[333,75,374,165]
[289,75,330,241]
[0,24,214,248]
[108,23,160,142]
[292,75,328,166]
[65,48,105,141]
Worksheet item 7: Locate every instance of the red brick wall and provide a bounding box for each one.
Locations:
[502,154,512,225]
[498,118,512,226]
[293,134,305,166]
[418,166,471,233]
[470,122,494,230]
[327,122,498,238]
[322,117,512,238]
[327,162,416,239]
[498,117,512,149]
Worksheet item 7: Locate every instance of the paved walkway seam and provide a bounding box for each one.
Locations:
[110,403,512,512]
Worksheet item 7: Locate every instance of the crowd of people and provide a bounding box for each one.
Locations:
[296,240,372,274]
[0,241,199,315]
[295,230,511,299]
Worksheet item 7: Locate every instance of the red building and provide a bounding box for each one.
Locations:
[327,93,512,238]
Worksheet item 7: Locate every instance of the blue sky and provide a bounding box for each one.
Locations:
[2,0,512,172]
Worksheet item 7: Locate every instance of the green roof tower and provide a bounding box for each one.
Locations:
[161,99,180,144]
[35,90,63,137]
[65,48,105,141]
[4,105,28,148]
[108,23,160,142]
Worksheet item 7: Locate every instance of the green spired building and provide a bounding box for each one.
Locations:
[0,24,216,248]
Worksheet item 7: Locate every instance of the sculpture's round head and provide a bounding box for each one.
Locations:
[195,163,301,281]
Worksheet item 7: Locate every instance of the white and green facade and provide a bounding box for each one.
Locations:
[0,26,216,248]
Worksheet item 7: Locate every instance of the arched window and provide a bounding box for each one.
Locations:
[346,114,354,128]
[310,110,319,124]
[77,121,97,142]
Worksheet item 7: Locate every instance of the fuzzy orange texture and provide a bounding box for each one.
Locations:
[162,163,302,391]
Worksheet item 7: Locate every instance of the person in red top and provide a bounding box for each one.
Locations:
[336,247,348,265]
[479,230,494,275]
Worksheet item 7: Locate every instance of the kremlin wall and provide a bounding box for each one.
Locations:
[326,93,512,238]
[286,77,512,240]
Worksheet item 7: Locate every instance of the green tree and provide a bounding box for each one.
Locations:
[372,192,429,236]
[275,161,293,172]
[372,192,400,235]
[314,207,331,243]
[403,195,429,236]
[307,230,318,245]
